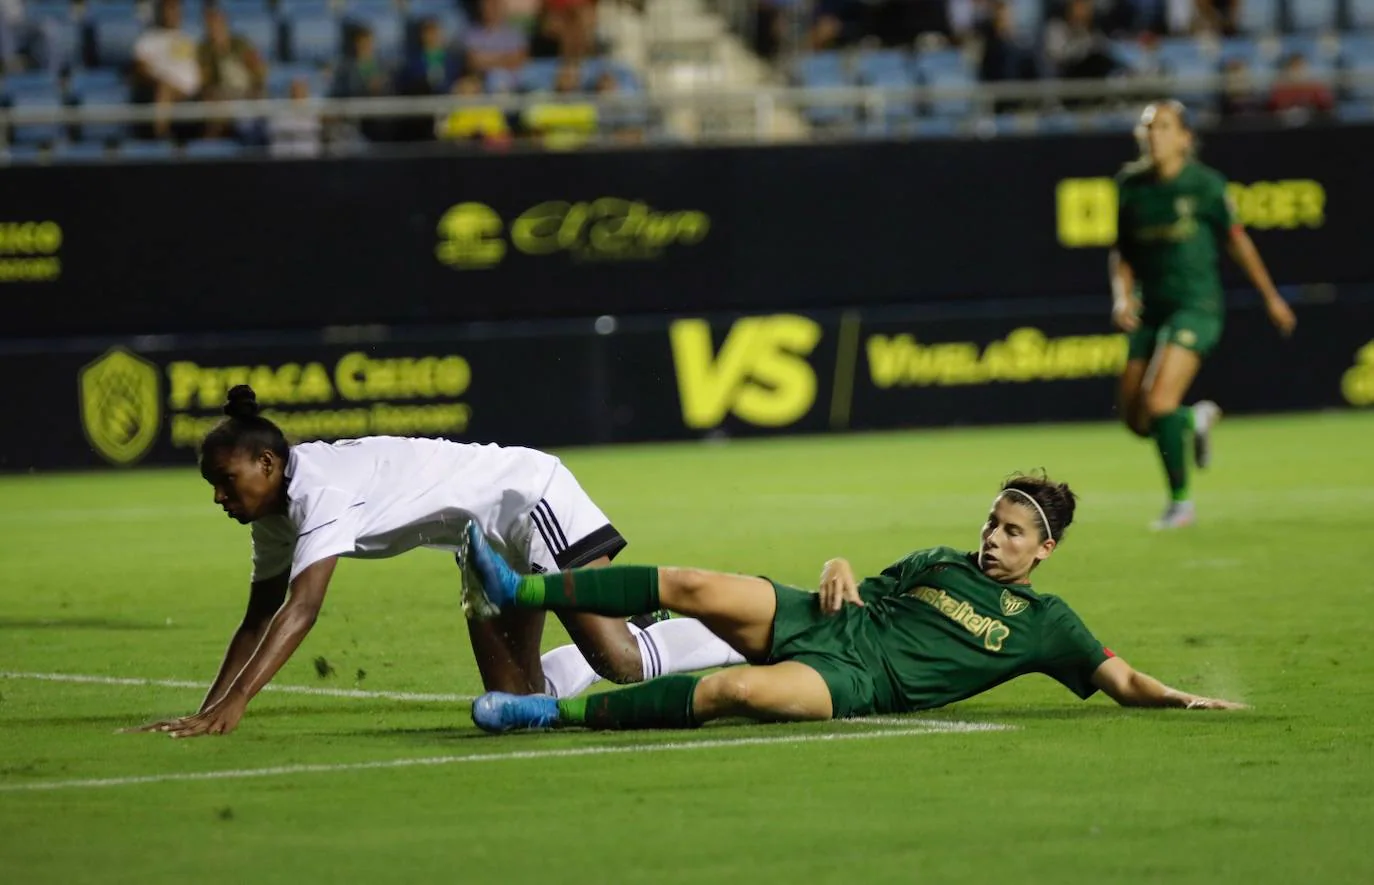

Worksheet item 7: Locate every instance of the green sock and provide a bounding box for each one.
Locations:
[514,565,660,615]
[1151,407,1193,503]
[557,675,702,730]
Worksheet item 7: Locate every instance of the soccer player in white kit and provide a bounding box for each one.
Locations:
[135,385,742,738]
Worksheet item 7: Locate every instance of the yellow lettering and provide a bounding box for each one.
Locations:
[867,327,1126,388]
[335,352,471,401]
[1226,180,1326,230]
[670,315,821,429]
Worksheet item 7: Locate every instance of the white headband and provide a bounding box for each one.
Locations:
[998,489,1053,542]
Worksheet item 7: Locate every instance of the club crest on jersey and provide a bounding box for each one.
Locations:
[78,347,161,467]
[1000,589,1029,617]
[1175,197,1195,219]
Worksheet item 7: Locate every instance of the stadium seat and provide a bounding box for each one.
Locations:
[52,140,110,163]
[88,11,144,68]
[1341,36,1374,99]
[26,0,80,21]
[1080,108,1140,133]
[219,0,274,15]
[2,70,61,96]
[1336,100,1374,122]
[1110,39,1155,75]
[993,113,1040,136]
[343,13,404,63]
[1040,111,1081,134]
[910,117,958,138]
[794,52,847,86]
[1236,0,1280,32]
[15,10,79,70]
[7,87,64,145]
[230,13,280,62]
[0,144,46,164]
[1287,0,1340,32]
[581,58,642,92]
[69,68,126,98]
[1350,0,1374,29]
[922,67,975,119]
[854,50,909,84]
[117,140,177,161]
[1009,0,1043,36]
[1155,37,1210,69]
[517,58,562,92]
[184,138,247,159]
[75,83,132,142]
[284,13,341,65]
[1282,33,1339,65]
[1219,36,1276,86]
[913,48,969,78]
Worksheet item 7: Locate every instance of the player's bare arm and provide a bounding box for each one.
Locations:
[1091,656,1246,710]
[194,572,290,713]
[1108,248,1139,333]
[1226,227,1296,337]
[136,558,337,738]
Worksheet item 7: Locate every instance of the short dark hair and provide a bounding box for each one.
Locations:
[999,470,1077,543]
[199,385,289,465]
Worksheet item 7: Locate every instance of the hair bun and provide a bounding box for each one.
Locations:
[223,385,261,420]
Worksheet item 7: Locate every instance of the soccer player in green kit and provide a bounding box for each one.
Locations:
[1111,100,1297,530]
[463,472,1245,734]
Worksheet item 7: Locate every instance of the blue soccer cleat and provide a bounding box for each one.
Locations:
[460,521,521,616]
[471,692,560,733]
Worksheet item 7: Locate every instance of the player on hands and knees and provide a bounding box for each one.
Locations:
[130,385,742,737]
[1110,100,1296,530]
[464,472,1245,733]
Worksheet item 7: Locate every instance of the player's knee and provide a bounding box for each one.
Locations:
[590,645,644,685]
[1144,389,1181,420]
[662,567,712,607]
[700,670,753,710]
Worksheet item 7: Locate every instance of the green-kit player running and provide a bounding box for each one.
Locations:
[462,472,1245,734]
[1111,100,1297,530]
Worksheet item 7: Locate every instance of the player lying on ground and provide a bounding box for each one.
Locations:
[131,385,741,738]
[463,472,1246,732]
[1110,99,1296,530]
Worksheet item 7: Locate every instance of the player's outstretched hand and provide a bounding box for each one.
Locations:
[1185,696,1249,711]
[1111,296,1141,333]
[122,695,248,737]
[819,558,863,614]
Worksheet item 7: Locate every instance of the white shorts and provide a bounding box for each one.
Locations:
[524,462,627,574]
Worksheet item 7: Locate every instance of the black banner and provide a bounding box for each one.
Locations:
[3,292,1370,472]
[3,125,1372,339]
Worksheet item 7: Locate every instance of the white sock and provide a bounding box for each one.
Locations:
[636,617,747,679]
[539,618,747,698]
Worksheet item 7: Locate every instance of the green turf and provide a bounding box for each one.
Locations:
[2,413,1373,884]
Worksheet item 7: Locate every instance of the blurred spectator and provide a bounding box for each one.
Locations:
[199,7,267,138]
[0,0,60,74]
[523,60,596,148]
[465,0,529,74]
[396,18,464,141]
[553,58,584,94]
[398,18,464,95]
[977,0,1038,107]
[1194,0,1238,36]
[132,0,203,140]
[810,0,864,50]
[1268,52,1334,120]
[1044,0,1118,80]
[267,78,323,158]
[330,26,392,141]
[547,0,600,59]
[1220,57,1264,120]
[330,26,390,98]
[437,72,514,147]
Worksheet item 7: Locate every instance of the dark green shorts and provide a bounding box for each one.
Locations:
[1128,309,1224,361]
[767,582,878,719]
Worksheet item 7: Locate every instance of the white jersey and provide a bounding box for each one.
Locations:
[250,437,562,583]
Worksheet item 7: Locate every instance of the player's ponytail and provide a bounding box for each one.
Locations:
[200,385,289,463]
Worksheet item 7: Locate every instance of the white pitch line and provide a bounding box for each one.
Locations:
[0,671,473,703]
[0,723,1013,793]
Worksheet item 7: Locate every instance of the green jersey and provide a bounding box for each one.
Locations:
[854,546,1111,712]
[1116,160,1237,317]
